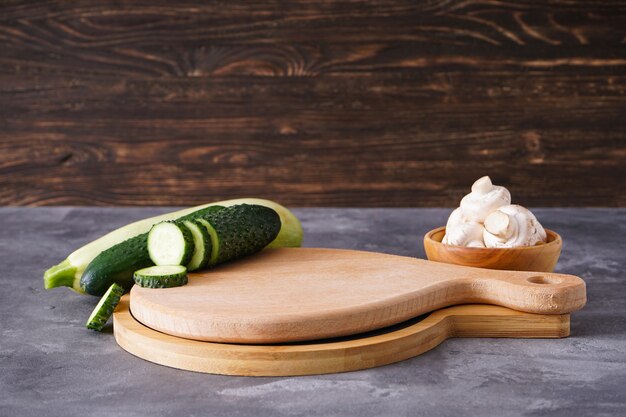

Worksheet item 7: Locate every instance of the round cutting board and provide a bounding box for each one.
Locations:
[115,296,570,376]
[130,248,585,343]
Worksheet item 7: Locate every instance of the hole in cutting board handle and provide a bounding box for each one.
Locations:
[527,275,561,285]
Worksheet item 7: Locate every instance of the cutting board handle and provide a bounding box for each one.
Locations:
[455,269,586,314]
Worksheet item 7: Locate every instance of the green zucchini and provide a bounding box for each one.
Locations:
[85,283,124,331]
[74,206,223,296]
[183,220,212,271]
[133,265,188,288]
[197,204,281,265]
[44,198,303,295]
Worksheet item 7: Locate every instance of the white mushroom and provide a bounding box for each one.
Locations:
[440,176,547,249]
[442,221,486,248]
[483,204,547,248]
[460,176,511,222]
[445,207,466,231]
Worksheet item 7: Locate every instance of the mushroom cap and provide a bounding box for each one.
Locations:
[443,221,486,247]
[483,204,547,248]
[445,207,466,231]
[460,185,511,222]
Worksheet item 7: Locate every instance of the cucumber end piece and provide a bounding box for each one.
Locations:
[44,260,77,290]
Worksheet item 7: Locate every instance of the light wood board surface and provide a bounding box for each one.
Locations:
[130,248,585,343]
[115,296,570,376]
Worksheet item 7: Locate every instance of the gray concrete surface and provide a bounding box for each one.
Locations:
[1,207,625,417]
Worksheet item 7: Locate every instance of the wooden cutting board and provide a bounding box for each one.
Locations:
[130,248,585,343]
[115,297,570,376]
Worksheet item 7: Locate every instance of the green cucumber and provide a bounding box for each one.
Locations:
[75,206,224,296]
[85,283,124,331]
[45,198,303,295]
[148,222,194,266]
[183,220,212,271]
[78,233,152,296]
[133,265,188,288]
[175,206,226,224]
[198,204,281,265]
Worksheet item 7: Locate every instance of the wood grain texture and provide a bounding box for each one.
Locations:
[1,1,625,206]
[114,297,570,376]
[129,248,585,343]
[424,227,563,272]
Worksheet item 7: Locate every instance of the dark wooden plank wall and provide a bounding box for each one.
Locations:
[1,1,625,207]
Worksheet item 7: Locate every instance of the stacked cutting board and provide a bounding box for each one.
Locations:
[113,248,586,376]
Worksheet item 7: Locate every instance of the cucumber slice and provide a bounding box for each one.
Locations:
[85,283,124,331]
[133,265,188,288]
[182,220,212,271]
[148,222,194,266]
[196,218,220,266]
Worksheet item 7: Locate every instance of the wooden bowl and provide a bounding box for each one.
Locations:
[423,227,562,272]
